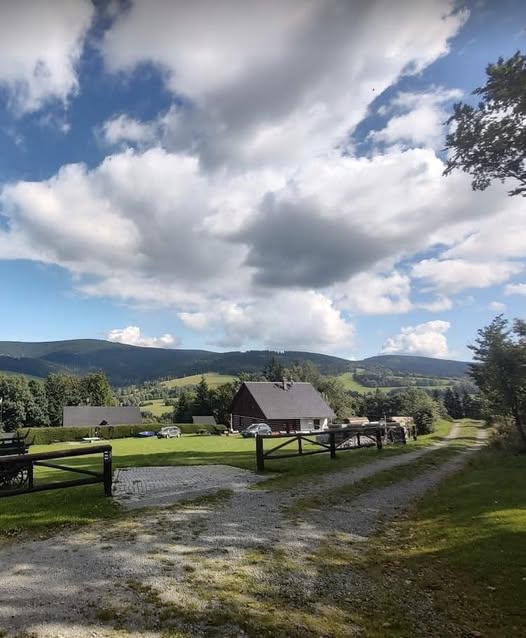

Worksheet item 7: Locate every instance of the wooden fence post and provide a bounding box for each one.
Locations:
[375,429,383,450]
[103,449,113,497]
[329,431,336,459]
[297,434,303,456]
[256,435,265,472]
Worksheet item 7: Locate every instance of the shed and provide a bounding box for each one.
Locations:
[192,416,217,426]
[63,406,143,427]
[230,381,335,433]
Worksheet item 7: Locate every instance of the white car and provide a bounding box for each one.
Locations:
[241,423,272,438]
[157,426,181,439]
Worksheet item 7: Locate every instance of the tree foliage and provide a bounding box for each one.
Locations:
[469,316,526,447]
[444,51,526,196]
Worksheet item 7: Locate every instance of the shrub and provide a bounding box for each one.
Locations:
[18,422,226,444]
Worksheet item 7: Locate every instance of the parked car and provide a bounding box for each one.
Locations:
[157,426,181,439]
[241,423,272,438]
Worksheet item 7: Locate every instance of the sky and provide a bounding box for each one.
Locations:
[0,0,525,362]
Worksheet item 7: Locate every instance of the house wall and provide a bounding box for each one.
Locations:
[299,417,330,432]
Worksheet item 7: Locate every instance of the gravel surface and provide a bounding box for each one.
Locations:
[0,422,486,638]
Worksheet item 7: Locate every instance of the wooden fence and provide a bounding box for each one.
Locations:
[0,445,113,498]
[255,424,416,472]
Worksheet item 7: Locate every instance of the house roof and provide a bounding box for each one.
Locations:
[63,406,143,427]
[241,382,336,420]
[192,415,217,425]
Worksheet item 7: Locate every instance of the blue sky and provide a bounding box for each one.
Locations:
[0,0,525,361]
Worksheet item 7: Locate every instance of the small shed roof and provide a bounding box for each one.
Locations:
[240,382,336,420]
[63,406,143,427]
[192,415,217,425]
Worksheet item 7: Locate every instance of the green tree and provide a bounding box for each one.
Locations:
[174,390,193,423]
[444,51,526,196]
[398,387,438,434]
[80,371,115,406]
[0,376,32,431]
[262,356,286,382]
[469,316,526,447]
[45,374,82,426]
[26,379,50,427]
[210,380,241,426]
[193,376,211,415]
[317,377,354,418]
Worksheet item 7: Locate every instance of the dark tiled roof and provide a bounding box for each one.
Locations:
[242,382,336,419]
[63,406,143,427]
[192,415,217,425]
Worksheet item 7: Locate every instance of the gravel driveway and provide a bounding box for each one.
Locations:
[0,422,486,638]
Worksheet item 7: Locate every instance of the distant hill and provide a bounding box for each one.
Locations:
[0,339,471,385]
[361,355,470,378]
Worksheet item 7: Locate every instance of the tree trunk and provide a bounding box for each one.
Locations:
[511,401,526,450]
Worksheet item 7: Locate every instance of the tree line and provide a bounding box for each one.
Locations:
[0,371,114,432]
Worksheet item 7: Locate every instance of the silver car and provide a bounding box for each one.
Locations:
[157,426,181,439]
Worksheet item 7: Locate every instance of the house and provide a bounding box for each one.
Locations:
[390,415,414,427]
[230,380,335,433]
[192,416,217,426]
[63,406,143,427]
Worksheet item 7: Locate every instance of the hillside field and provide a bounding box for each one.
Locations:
[139,398,174,417]
[161,372,236,389]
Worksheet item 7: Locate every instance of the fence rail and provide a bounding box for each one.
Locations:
[255,424,416,472]
[0,445,113,498]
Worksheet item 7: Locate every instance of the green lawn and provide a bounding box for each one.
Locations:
[139,398,173,417]
[161,372,235,389]
[0,420,453,539]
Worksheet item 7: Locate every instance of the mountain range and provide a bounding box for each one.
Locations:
[0,339,471,386]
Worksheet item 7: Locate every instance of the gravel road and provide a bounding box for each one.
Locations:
[0,422,486,638]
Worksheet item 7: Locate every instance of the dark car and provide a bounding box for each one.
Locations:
[241,423,272,438]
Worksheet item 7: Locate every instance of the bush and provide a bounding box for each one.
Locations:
[488,416,522,451]
[18,422,227,444]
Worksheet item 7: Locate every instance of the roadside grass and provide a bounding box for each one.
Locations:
[335,438,526,637]
[0,420,454,539]
[160,372,235,389]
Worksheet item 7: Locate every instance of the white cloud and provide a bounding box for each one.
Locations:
[335,271,412,315]
[412,259,523,293]
[101,0,467,168]
[106,326,178,348]
[370,87,462,149]
[101,114,158,147]
[0,1,94,113]
[504,283,526,296]
[488,301,506,312]
[382,320,451,358]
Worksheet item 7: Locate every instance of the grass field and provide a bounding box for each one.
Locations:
[139,398,173,417]
[0,420,454,539]
[344,429,525,637]
[160,372,236,389]
[336,371,454,394]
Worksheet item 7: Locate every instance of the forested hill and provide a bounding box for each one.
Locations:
[361,355,470,378]
[0,339,470,385]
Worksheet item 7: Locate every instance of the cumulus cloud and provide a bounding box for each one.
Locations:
[5,0,522,354]
[180,291,355,354]
[334,271,412,315]
[101,114,158,147]
[488,301,506,312]
[0,1,94,113]
[382,320,451,358]
[504,283,526,296]
[106,326,178,348]
[101,0,467,168]
[370,87,462,149]
[412,259,523,293]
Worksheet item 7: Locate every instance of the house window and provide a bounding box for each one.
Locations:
[313,419,320,425]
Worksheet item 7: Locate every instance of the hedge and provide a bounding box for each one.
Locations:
[18,422,227,445]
